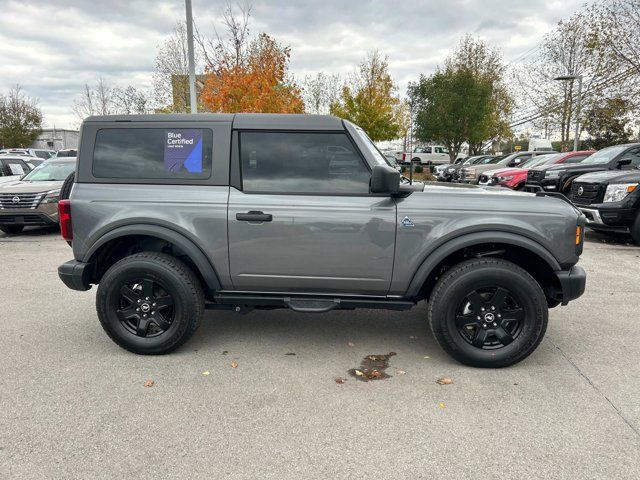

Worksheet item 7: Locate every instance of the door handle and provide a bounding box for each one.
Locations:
[236,211,273,222]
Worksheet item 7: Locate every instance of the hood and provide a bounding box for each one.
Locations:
[0,179,63,193]
[488,167,527,177]
[0,175,21,185]
[574,169,640,184]
[421,181,532,197]
[536,162,605,173]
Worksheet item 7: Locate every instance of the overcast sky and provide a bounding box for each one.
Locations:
[0,0,589,129]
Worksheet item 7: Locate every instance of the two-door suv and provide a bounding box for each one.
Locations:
[58,114,586,367]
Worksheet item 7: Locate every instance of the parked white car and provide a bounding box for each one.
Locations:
[402,146,466,165]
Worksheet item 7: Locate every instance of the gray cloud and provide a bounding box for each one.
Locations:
[0,0,587,128]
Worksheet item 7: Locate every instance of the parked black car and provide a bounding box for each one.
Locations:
[569,169,640,242]
[436,155,495,182]
[525,143,640,195]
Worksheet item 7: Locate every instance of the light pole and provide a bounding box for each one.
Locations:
[185,0,197,114]
[554,75,583,151]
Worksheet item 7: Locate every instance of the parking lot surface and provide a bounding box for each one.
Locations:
[1,227,639,479]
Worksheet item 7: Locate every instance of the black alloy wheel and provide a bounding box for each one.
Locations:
[116,279,175,338]
[454,287,525,349]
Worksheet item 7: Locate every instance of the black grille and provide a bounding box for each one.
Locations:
[0,193,43,209]
[570,182,602,205]
[527,169,544,182]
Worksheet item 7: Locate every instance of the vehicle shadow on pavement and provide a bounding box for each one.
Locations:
[189,302,449,362]
[0,225,59,239]
[585,229,638,247]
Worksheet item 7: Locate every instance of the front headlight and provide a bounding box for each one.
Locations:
[496,176,513,182]
[545,170,561,179]
[603,183,637,203]
[41,189,61,204]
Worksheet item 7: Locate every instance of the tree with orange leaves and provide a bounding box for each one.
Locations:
[199,6,303,114]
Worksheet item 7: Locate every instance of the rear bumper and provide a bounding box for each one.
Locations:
[58,259,93,291]
[555,265,586,305]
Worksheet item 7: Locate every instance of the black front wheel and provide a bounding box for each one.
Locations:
[428,258,548,368]
[96,252,204,355]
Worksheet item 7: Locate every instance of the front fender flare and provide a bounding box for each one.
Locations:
[405,231,561,298]
[83,224,222,291]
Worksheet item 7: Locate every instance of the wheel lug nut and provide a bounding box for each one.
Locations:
[476,316,481,320]
[497,314,502,318]
[145,297,150,301]
[481,307,485,312]
[137,299,141,303]
[493,322,497,327]
[152,303,156,307]
[136,308,140,312]
[143,314,147,318]
[491,306,495,311]
[482,323,487,328]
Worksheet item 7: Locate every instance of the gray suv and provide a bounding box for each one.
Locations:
[58,114,586,368]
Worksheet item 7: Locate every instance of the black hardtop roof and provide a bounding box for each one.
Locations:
[83,113,345,130]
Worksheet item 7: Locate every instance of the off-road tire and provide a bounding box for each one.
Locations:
[428,258,548,368]
[59,172,75,200]
[96,252,204,355]
[0,225,24,235]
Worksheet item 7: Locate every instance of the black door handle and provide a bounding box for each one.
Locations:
[236,211,273,222]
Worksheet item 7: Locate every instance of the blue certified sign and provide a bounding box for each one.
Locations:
[164,129,203,173]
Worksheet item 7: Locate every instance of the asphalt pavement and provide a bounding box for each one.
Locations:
[1,227,639,479]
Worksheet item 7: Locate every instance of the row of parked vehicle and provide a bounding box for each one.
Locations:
[0,148,77,234]
[432,144,640,242]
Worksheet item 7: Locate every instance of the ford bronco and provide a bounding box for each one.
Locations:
[57,114,586,367]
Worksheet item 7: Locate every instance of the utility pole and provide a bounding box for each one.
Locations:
[554,75,583,151]
[409,100,413,185]
[185,0,197,114]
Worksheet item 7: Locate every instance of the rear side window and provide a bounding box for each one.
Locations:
[565,154,588,164]
[239,132,371,194]
[93,128,213,180]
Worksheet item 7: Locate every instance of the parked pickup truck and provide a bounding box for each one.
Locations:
[58,114,586,368]
[525,143,640,195]
[569,169,640,243]
[402,146,466,165]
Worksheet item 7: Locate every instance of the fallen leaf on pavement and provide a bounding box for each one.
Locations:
[354,369,364,376]
[396,369,406,375]
[335,377,346,384]
[202,371,210,376]
[436,377,454,385]
[371,370,381,378]
[222,351,229,355]
[285,352,296,356]
[423,356,430,359]
[143,380,154,387]
[439,402,446,409]
[347,341,355,347]
[231,361,238,368]
[409,336,417,339]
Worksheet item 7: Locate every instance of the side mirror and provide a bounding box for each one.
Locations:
[371,164,400,195]
[617,157,632,168]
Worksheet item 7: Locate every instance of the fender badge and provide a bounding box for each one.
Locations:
[402,216,415,227]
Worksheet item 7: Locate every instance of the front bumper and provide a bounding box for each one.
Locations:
[58,259,93,291]
[555,265,586,305]
[0,211,58,226]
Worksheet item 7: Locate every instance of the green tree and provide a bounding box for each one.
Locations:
[409,68,493,162]
[0,86,43,148]
[445,35,513,154]
[330,51,401,141]
[583,97,633,149]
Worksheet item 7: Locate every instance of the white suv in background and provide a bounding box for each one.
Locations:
[402,145,466,165]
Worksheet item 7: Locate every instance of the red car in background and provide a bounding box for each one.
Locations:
[488,150,595,189]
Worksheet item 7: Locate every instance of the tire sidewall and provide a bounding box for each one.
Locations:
[431,262,547,367]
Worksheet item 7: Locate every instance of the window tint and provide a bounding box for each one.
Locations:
[625,148,640,167]
[240,132,371,194]
[93,128,213,180]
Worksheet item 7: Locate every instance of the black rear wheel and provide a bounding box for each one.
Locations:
[428,258,548,368]
[96,252,204,355]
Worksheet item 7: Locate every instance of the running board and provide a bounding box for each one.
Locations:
[208,293,415,312]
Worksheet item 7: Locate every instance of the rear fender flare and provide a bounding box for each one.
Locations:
[83,224,222,291]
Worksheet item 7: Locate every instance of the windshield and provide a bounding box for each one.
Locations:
[529,154,562,167]
[350,124,392,167]
[22,161,75,181]
[579,145,627,165]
